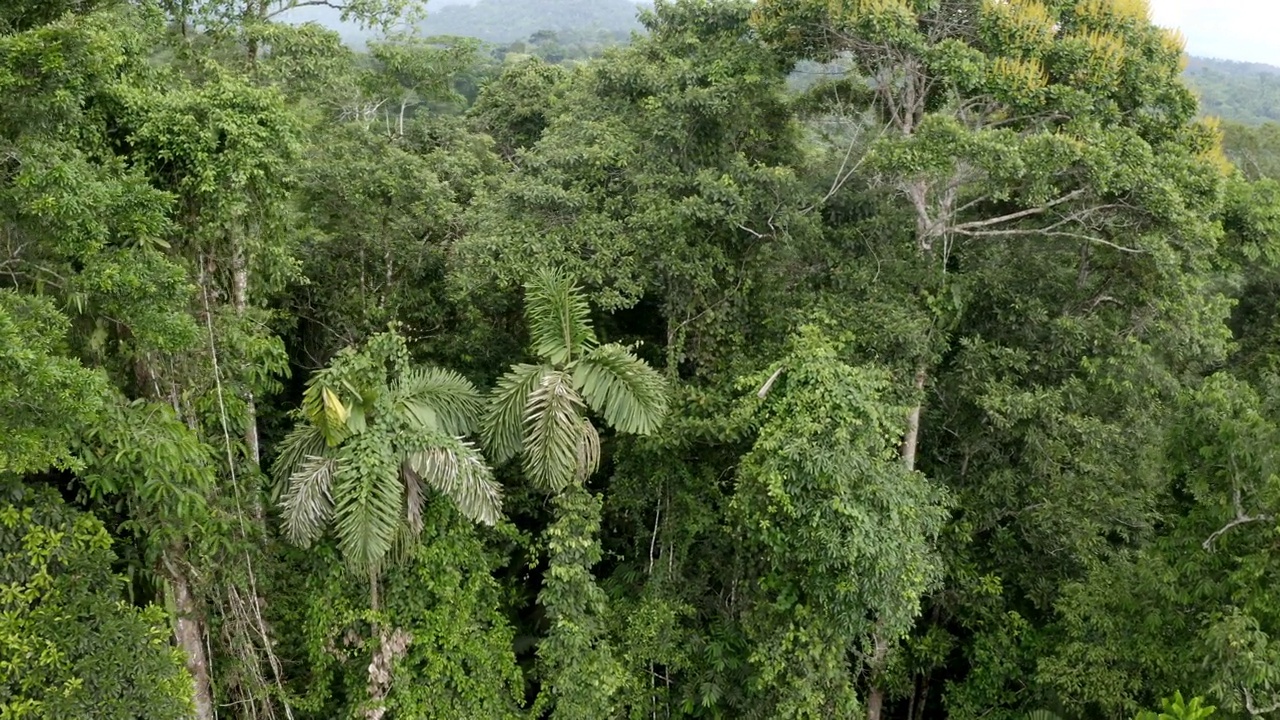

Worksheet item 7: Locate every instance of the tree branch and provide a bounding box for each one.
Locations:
[949,189,1086,233]
[1243,686,1280,716]
[1204,487,1274,551]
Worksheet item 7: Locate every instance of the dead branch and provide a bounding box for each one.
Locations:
[1204,487,1274,551]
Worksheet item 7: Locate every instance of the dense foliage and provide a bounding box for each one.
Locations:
[4,0,1280,719]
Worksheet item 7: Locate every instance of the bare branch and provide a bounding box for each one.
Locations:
[1204,487,1274,551]
[949,189,1086,233]
[952,227,1145,254]
[1243,686,1280,716]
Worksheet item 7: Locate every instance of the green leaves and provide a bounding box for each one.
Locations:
[0,488,191,720]
[276,330,501,575]
[574,343,668,436]
[481,270,668,493]
[393,366,486,436]
[525,268,597,365]
[332,431,403,573]
[405,436,502,527]
[523,370,588,493]
[484,362,553,465]
[280,454,336,547]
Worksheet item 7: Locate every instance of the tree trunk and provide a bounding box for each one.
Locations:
[866,368,929,720]
[230,242,264,523]
[169,553,215,720]
[900,367,927,473]
[865,627,889,720]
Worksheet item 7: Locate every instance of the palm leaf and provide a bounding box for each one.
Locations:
[331,432,403,573]
[523,369,587,492]
[406,436,503,526]
[300,368,351,446]
[575,343,669,435]
[525,268,596,364]
[576,418,601,482]
[483,363,549,464]
[392,366,484,435]
[270,423,328,500]
[281,454,338,546]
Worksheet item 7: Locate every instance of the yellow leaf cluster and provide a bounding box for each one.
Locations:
[1071,28,1127,82]
[981,0,1058,53]
[1074,0,1150,23]
[1196,116,1234,177]
[1160,27,1188,69]
[828,0,913,23]
[991,55,1048,93]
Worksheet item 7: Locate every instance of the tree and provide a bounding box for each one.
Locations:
[483,268,668,494]
[482,268,668,718]
[748,0,1236,715]
[275,329,501,584]
[731,326,947,719]
[0,487,193,720]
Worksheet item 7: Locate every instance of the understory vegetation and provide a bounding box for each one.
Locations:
[6,0,1280,719]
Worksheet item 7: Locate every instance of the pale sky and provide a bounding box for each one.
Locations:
[1150,0,1280,66]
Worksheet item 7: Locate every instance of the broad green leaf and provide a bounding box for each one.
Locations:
[523,369,586,492]
[524,267,596,364]
[483,362,550,464]
[575,343,669,435]
[281,454,338,546]
[392,366,484,435]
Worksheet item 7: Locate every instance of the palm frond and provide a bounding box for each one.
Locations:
[523,370,587,492]
[404,469,425,535]
[483,363,549,464]
[281,454,338,546]
[300,368,351,446]
[270,423,328,500]
[576,419,601,482]
[575,343,669,435]
[392,366,484,435]
[330,433,403,573]
[525,268,596,364]
[406,436,502,526]
[386,519,419,568]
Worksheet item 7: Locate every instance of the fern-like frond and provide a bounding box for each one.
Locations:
[575,343,669,435]
[483,363,549,464]
[523,370,587,492]
[281,454,338,546]
[525,268,596,364]
[576,419,601,482]
[330,432,402,573]
[392,366,484,435]
[271,423,328,499]
[406,436,502,526]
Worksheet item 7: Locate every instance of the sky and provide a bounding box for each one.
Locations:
[1150,0,1280,66]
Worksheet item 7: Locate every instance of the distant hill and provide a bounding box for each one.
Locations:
[278,3,1280,128]
[1183,56,1280,125]
[420,0,647,44]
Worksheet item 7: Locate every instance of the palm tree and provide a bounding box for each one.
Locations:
[273,330,501,585]
[482,268,668,492]
[483,269,668,716]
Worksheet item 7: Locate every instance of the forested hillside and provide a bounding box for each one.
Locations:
[1183,56,1280,124]
[6,1,1280,719]
[420,0,644,43]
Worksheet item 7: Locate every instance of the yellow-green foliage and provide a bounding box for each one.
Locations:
[980,0,1059,57]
